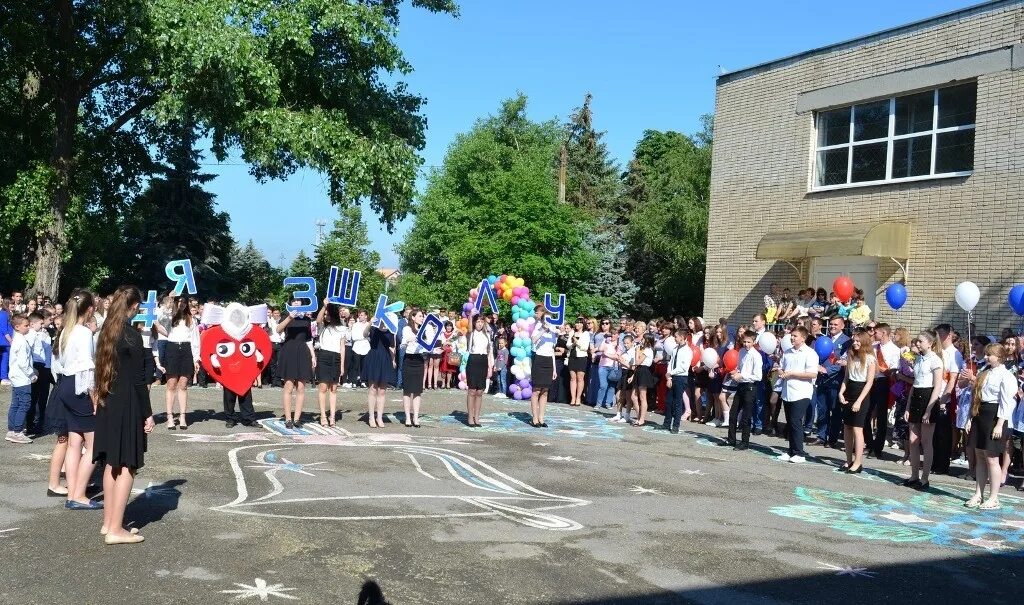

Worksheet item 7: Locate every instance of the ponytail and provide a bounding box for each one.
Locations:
[971,343,1007,418]
[56,289,94,356]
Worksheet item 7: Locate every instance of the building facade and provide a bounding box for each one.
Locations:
[704,0,1024,334]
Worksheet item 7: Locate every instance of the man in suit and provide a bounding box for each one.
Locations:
[810,317,850,448]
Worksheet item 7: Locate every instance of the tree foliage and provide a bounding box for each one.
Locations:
[398,95,596,315]
[623,116,713,317]
[312,205,386,313]
[0,0,458,296]
[564,93,620,216]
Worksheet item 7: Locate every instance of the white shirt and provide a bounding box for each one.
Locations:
[941,345,963,394]
[319,325,346,353]
[167,319,200,359]
[781,344,819,401]
[571,331,591,357]
[30,329,52,368]
[979,364,1018,419]
[668,342,692,377]
[59,324,96,394]
[267,316,282,344]
[913,352,943,388]
[400,325,423,355]
[351,321,370,355]
[532,327,557,357]
[876,340,901,377]
[156,307,171,341]
[736,347,763,383]
[845,354,876,382]
[8,332,36,387]
[637,347,654,368]
[620,345,636,369]
[468,331,491,355]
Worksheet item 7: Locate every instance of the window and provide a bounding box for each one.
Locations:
[812,82,976,189]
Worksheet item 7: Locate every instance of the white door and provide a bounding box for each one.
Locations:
[812,256,878,312]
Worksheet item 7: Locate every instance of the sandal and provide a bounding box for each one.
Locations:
[979,500,1001,510]
[964,496,982,508]
[328,419,336,428]
[178,415,188,431]
[166,420,176,431]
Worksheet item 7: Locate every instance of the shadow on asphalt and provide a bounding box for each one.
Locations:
[124,479,186,529]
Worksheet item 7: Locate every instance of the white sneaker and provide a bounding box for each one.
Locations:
[6,431,32,444]
[951,457,968,467]
[616,416,630,424]
[790,455,806,464]
[778,453,791,462]
[494,393,505,399]
[609,414,622,422]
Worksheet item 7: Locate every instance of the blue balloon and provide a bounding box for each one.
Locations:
[1009,285,1024,316]
[885,283,908,311]
[488,274,498,285]
[814,336,834,360]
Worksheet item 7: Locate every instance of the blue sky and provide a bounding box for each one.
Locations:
[203,0,977,269]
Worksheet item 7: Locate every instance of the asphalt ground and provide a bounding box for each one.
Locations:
[1,384,1022,605]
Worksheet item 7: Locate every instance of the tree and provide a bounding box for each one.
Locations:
[312,205,385,312]
[226,240,283,304]
[563,93,620,216]
[0,0,458,297]
[388,273,444,310]
[623,116,713,317]
[398,95,596,315]
[575,229,639,317]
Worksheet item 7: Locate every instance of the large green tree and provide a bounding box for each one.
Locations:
[312,205,386,312]
[398,95,596,315]
[0,0,457,297]
[225,239,284,304]
[623,117,713,317]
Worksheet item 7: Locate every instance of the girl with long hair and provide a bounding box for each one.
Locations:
[464,315,494,427]
[349,309,370,388]
[425,319,444,390]
[567,317,591,407]
[838,331,876,473]
[903,330,944,490]
[275,299,315,429]
[93,286,154,544]
[43,289,88,497]
[965,343,1016,509]
[631,334,657,427]
[530,307,557,427]
[163,296,199,430]
[362,315,397,428]
[315,300,346,427]
[400,309,427,427]
[53,290,102,509]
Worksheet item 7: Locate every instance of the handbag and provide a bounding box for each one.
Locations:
[608,366,622,382]
[446,348,462,367]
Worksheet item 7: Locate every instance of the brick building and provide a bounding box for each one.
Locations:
[704,0,1024,333]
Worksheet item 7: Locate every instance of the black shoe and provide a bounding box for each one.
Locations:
[752,428,762,436]
[540,422,548,428]
[902,478,921,488]
[241,420,257,427]
[670,428,679,434]
[734,444,748,451]
[413,423,421,428]
[807,437,824,446]
[285,420,294,430]
[846,465,863,474]
[916,481,930,491]
[718,441,735,447]
[294,420,303,428]
[225,420,237,428]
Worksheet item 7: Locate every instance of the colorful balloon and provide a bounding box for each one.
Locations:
[954,281,980,312]
[814,336,834,360]
[885,283,907,310]
[1009,285,1024,316]
[723,349,739,373]
[833,276,855,303]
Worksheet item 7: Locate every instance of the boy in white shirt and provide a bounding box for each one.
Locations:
[5,315,37,444]
[25,312,54,435]
[778,326,820,463]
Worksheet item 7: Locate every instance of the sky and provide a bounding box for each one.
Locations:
[202,0,979,270]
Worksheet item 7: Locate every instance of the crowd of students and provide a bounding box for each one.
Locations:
[4,281,1024,516]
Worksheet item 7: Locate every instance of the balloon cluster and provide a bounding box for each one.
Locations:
[460,274,538,400]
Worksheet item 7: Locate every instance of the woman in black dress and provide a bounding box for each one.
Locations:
[275,299,316,429]
[93,286,154,545]
[362,316,396,428]
[838,331,876,474]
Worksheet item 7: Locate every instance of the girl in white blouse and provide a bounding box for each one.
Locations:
[965,343,1018,509]
[315,301,347,427]
[903,330,944,490]
[567,318,591,407]
[838,331,876,473]
[163,297,200,430]
[464,316,494,428]
[400,310,427,427]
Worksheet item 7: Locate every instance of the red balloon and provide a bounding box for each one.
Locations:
[833,275,855,303]
[723,349,739,373]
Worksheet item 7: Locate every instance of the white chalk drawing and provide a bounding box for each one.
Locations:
[175,432,273,444]
[629,485,663,496]
[22,453,50,461]
[131,481,180,499]
[220,577,298,601]
[880,511,933,524]
[678,469,705,476]
[532,443,551,447]
[0,528,19,538]
[206,419,590,531]
[958,537,1011,551]
[815,562,877,578]
[547,455,580,462]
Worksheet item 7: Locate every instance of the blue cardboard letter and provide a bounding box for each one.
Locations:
[472,279,499,315]
[543,293,566,326]
[416,313,444,352]
[132,290,160,328]
[372,294,404,333]
[165,259,197,296]
[284,277,318,313]
[325,266,361,307]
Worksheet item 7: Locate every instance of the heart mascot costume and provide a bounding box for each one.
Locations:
[200,303,272,427]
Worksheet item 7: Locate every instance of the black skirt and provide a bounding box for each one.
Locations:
[568,355,588,372]
[94,383,150,470]
[467,354,488,390]
[316,349,342,384]
[842,380,870,426]
[532,355,555,389]
[403,354,425,397]
[44,374,69,435]
[634,365,657,389]
[908,386,938,423]
[967,402,1006,454]
[58,374,96,433]
[279,339,314,383]
[164,342,195,378]
[143,348,157,385]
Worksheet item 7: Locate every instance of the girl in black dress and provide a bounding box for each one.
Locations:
[275,299,316,429]
[464,315,494,427]
[838,331,876,473]
[93,286,154,545]
[362,316,396,428]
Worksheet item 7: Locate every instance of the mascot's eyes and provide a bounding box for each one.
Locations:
[216,342,236,357]
[239,341,256,357]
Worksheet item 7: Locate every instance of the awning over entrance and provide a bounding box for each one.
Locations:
[755,222,911,261]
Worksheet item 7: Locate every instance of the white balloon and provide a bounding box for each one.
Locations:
[756,332,778,355]
[955,281,980,312]
[780,334,794,353]
[700,348,719,368]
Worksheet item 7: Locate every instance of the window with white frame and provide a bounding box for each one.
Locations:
[813,82,976,189]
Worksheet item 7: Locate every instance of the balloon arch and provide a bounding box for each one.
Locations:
[456,274,537,399]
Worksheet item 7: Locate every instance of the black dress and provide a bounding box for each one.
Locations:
[841,380,870,426]
[94,324,153,470]
[279,316,314,383]
[362,327,395,386]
